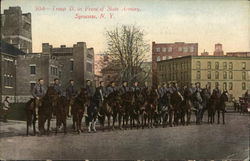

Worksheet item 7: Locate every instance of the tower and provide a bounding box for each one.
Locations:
[213,43,224,56]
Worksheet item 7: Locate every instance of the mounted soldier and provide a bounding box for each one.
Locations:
[106,81,117,97]
[85,80,95,116]
[192,82,203,124]
[132,81,141,99]
[213,83,222,98]
[52,78,63,96]
[119,81,130,96]
[66,80,78,117]
[32,78,47,119]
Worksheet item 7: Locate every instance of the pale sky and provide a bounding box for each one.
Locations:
[2,0,250,59]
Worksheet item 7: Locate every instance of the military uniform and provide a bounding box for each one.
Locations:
[32,83,47,98]
[119,85,130,95]
[132,86,141,98]
[66,84,78,99]
[213,88,222,98]
[85,84,95,99]
[52,83,63,96]
[106,86,117,97]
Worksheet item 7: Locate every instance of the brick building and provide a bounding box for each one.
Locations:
[152,41,198,86]
[1,6,32,53]
[1,41,25,102]
[157,55,250,99]
[15,53,61,102]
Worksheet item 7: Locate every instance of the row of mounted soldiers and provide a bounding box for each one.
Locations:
[31,77,223,122]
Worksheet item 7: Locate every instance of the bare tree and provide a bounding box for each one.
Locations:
[105,25,150,84]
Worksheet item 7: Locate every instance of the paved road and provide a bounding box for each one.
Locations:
[0,113,249,160]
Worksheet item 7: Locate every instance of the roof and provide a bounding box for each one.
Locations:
[0,40,26,56]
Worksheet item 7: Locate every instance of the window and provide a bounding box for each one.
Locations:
[207,71,211,79]
[183,47,188,52]
[178,47,183,52]
[156,47,160,52]
[223,62,227,69]
[229,71,233,79]
[242,82,246,90]
[70,60,74,71]
[162,56,167,60]
[196,71,201,80]
[190,46,194,52]
[223,71,227,79]
[30,66,36,74]
[86,62,93,72]
[215,82,219,87]
[59,71,62,78]
[168,47,172,52]
[207,82,211,88]
[215,62,219,69]
[207,62,211,69]
[215,71,219,79]
[242,71,246,80]
[223,82,227,90]
[157,56,161,61]
[242,62,246,69]
[229,62,233,69]
[196,61,201,69]
[229,82,233,90]
[162,47,167,52]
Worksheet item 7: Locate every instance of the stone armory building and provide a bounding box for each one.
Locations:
[1,6,32,53]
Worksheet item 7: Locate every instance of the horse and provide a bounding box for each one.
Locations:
[192,90,203,124]
[200,88,211,123]
[98,93,114,131]
[26,98,41,136]
[183,89,193,125]
[55,95,68,134]
[119,91,135,129]
[145,88,158,128]
[86,96,99,133]
[157,91,171,127]
[217,91,228,124]
[109,90,123,130]
[71,88,89,133]
[131,91,145,129]
[38,87,59,135]
[208,91,219,124]
[171,90,184,126]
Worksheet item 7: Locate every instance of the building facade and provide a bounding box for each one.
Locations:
[213,43,224,56]
[1,41,26,102]
[152,41,198,86]
[42,42,95,89]
[15,53,61,102]
[157,55,250,99]
[1,6,32,53]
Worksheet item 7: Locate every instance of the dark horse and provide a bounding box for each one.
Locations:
[98,93,114,131]
[26,98,41,136]
[217,91,228,124]
[71,88,89,133]
[121,91,135,129]
[157,91,171,127]
[207,91,218,124]
[38,86,59,135]
[145,88,158,128]
[55,95,68,134]
[171,90,185,126]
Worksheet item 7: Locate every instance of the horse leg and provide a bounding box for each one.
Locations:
[217,110,220,124]
[222,111,225,124]
[108,115,111,130]
[112,113,116,130]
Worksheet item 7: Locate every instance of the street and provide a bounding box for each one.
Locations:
[0,113,249,160]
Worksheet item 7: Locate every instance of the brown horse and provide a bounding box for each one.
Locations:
[145,88,158,128]
[207,91,218,124]
[121,91,135,129]
[98,94,113,131]
[71,88,89,133]
[55,95,68,134]
[170,90,184,126]
[38,87,58,135]
[26,98,41,136]
[217,91,228,124]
